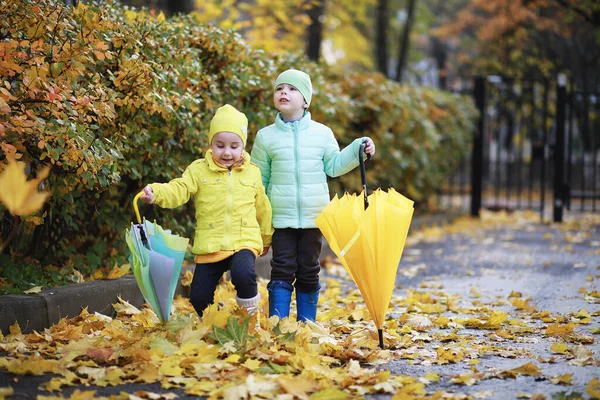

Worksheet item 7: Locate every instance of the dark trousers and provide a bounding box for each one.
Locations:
[270,228,322,293]
[189,249,257,317]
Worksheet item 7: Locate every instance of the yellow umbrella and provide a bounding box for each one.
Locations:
[315,146,414,348]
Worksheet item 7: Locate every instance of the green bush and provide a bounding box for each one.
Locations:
[0,0,477,291]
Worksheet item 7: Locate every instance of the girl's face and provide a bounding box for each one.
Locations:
[211,131,244,168]
[274,83,306,120]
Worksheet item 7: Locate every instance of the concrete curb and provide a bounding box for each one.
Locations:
[0,211,463,334]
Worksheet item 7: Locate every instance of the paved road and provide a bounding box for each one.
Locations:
[370,211,600,399]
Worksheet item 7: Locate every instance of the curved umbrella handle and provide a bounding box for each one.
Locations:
[133,191,144,224]
[358,142,372,209]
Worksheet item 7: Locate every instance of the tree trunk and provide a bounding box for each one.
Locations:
[375,0,389,77]
[395,0,417,82]
[430,36,447,90]
[306,0,326,62]
[165,0,194,15]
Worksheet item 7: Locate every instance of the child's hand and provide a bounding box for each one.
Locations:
[363,138,376,156]
[140,185,155,204]
[260,246,270,257]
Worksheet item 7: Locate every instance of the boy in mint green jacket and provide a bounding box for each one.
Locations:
[251,69,375,322]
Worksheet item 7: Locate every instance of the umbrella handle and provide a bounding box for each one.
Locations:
[358,142,371,209]
[133,191,144,224]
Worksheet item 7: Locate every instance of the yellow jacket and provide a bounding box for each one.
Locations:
[150,150,273,256]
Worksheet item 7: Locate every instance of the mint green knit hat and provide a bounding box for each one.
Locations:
[274,69,313,107]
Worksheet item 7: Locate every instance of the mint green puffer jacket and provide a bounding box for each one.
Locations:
[251,112,368,229]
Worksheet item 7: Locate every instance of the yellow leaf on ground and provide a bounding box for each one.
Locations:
[550,373,573,385]
[587,377,600,399]
[23,286,42,294]
[106,263,130,279]
[277,375,317,399]
[545,322,577,338]
[136,362,159,383]
[550,343,569,354]
[310,388,349,400]
[112,297,140,315]
[243,358,261,371]
[225,354,241,363]
[422,371,440,383]
[159,357,183,376]
[509,362,542,377]
[482,310,508,329]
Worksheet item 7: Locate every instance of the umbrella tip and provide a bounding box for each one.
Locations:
[378,329,384,349]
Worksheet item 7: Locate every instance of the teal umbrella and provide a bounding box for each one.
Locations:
[125,192,189,321]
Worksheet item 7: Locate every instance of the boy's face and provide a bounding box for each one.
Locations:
[274,83,306,117]
[211,131,244,168]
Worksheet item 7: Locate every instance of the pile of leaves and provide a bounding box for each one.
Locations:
[1,211,599,399]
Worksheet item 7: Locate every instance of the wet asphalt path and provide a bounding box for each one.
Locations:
[368,212,600,400]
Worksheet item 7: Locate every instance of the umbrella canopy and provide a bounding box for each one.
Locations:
[125,192,189,321]
[315,146,414,348]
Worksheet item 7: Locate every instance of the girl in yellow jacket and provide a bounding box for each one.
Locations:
[140,105,273,317]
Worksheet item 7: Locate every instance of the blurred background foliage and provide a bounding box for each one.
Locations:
[128,0,599,87]
[3,0,596,291]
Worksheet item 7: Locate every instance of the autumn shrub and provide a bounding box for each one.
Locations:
[0,0,476,290]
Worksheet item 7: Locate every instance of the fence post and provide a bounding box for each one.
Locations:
[553,74,567,223]
[471,76,485,217]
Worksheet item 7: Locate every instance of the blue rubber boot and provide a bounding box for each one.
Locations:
[267,280,293,320]
[296,289,319,322]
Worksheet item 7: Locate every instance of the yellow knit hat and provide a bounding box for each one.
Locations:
[208,104,248,145]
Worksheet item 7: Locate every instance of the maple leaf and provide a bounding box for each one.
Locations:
[243,358,261,371]
[0,156,50,216]
[277,375,318,399]
[112,297,141,315]
[450,372,480,386]
[545,322,578,338]
[158,357,183,377]
[550,373,573,385]
[310,388,349,399]
[272,323,297,342]
[209,316,253,359]
[569,344,594,366]
[23,286,43,294]
[572,309,592,324]
[106,263,130,279]
[587,377,600,399]
[549,343,570,354]
[180,269,193,287]
[86,347,115,364]
[505,362,542,377]
[136,363,160,383]
[481,310,508,329]
[149,338,178,356]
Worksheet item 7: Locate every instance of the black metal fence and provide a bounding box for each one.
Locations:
[440,75,600,222]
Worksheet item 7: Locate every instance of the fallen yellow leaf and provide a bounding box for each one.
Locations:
[106,263,130,279]
[23,286,42,294]
[550,343,569,354]
[587,377,600,399]
[550,373,573,385]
